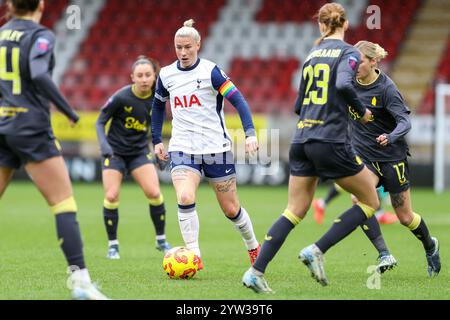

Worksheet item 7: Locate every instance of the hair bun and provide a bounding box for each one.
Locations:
[183,19,195,28]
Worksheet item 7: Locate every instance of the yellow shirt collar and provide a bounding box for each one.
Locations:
[357,69,381,86]
[132,84,152,99]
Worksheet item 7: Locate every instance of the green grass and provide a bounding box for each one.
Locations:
[0,182,448,300]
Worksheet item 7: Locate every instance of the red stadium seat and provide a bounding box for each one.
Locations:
[0,1,68,28]
[61,0,225,110]
[346,0,422,63]
[60,0,426,113]
[256,0,327,23]
[229,57,300,114]
[418,40,450,114]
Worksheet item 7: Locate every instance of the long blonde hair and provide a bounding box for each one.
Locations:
[354,41,388,62]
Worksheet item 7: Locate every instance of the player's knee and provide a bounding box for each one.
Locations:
[148,193,164,206]
[367,197,380,212]
[357,197,380,213]
[396,210,413,226]
[178,191,196,206]
[105,192,119,204]
[145,189,160,201]
[356,200,378,218]
[221,202,241,218]
[217,193,240,217]
[286,204,307,219]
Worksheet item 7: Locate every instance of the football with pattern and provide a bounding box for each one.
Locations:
[162,246,200,279]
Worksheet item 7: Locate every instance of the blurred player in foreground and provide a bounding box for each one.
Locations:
[0,0,107,299]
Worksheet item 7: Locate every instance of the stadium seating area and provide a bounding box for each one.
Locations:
[227,57,299,113]
[419,39,450,114]
[226,0,421,112]
[0,0,446,114]
[54,0,433,113]
[60,0,225,110]
[255,0,328,23]
[345,0,422,64]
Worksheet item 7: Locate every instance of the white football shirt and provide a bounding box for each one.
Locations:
[156,58,233,155]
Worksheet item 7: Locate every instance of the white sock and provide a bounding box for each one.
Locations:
[251,267,263,276]
[178,206,201,257]
[230,207,259,250]
[156,235,166,241]
[71,268,92,285]
[108,240,119,246]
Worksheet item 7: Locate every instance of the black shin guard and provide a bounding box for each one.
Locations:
[316,205,368,254]
[253,215,296,273]
[103,207,119,241]
[150,203,166,236]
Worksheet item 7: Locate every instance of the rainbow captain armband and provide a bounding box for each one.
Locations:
[219,80,238,99]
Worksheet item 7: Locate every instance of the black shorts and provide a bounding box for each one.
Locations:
[289,142,364,180]
[101,152,153,175]
[0,132,62,169]
[363,157,410,194]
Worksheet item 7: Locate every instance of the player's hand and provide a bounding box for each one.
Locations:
[155,143,168,161]
[376,134,389,146]
[359,108,372,124]
[245,136,259,158]
[101,144,114,158]
[154,155,169,171]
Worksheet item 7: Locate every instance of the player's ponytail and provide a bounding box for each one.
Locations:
[175,18,201,43]
[355,41,388,62]
[314,2,347,45]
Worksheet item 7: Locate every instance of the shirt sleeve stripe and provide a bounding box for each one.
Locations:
[155,92,169,102]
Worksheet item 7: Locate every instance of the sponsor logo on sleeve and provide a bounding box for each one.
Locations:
[348,56,358,71]
[36,37,50,53]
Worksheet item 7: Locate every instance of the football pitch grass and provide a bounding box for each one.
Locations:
[0,182,448,300]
